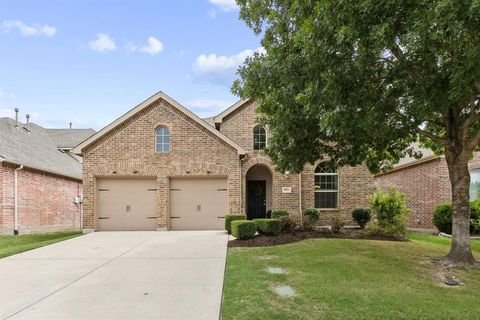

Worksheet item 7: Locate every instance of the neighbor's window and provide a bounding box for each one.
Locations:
[253,125,266,150]
[470,169,480,201]
[155,127,170,153]
[314,162,338,209]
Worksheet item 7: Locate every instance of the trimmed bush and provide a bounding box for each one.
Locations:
[272,209,289,219]
[330,214,345,234]
[304,208,320,221]
[231,220,256,240]
[254,219,281,236]
[432,200,480,235]
[280,216,297,233]
[432,203,452,234]
[351,208,372,229]
[225,214,246,234]
[370,186,410,236]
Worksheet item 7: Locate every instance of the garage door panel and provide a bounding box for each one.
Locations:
[97,178,157,231]
[170,178,228,230]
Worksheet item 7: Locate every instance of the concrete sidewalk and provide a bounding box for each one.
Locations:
[0,231,228,320]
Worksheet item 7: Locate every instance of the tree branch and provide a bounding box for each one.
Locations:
[389,42,422,84]
[415,127,445,143]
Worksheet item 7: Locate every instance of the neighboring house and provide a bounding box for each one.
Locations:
[0,114,95,234]
[374,143,480,230]
[72,91,374,232]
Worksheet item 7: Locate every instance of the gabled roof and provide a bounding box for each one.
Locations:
[213,99,251,124]
[0,117,84,180]
[72,91,246,155]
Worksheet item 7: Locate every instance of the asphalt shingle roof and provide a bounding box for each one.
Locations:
[0,117,94,180]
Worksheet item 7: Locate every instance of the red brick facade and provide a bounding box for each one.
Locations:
[0,162,82,234]
[374,153,480,230]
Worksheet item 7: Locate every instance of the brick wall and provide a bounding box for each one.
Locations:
[82,98,241,230]
[0,162,82,234]
[221,101,374,225]
[375,153,480,230]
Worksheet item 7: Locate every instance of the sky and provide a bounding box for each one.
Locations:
[0,0,261,129]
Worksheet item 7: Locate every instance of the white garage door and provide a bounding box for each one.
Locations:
[169,178,228,230]
[97,178,157,231]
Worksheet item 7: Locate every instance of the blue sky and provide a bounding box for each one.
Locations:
[0,0,260,129]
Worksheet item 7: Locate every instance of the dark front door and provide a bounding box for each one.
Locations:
[247,180,266,220]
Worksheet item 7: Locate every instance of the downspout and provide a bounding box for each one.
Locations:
[299,173,303,226]
[14,164,24,235]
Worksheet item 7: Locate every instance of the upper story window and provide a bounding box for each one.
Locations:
[470,169,480,201]
[253,125,266,150]
[314,162,338,209]
[155,127,170,153]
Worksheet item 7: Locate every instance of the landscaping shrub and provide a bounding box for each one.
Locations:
[280,216,297,233]
[432,203,452,234]
[303,208,321,231]
[272,209,289,219]
[225,214,246,234]
[432,200,480,235]
[330,215,345,234]
[266,209,272,218]
[369,186,410,236]
[304,208,320,221]
[254,219,281,236]
[231,221,256,240]
[351,208,372,229]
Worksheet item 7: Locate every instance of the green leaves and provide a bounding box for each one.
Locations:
[234,0,480,173]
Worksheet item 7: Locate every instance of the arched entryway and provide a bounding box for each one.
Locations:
[246,165,273,220]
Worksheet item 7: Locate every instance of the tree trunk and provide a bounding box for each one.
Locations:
[443,150,477,267]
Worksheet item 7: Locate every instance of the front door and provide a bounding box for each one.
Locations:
[247,180,266,220]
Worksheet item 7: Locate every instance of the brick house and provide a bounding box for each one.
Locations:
[72,91,374,232]
[374,144,480,230]
[0,114,95,234]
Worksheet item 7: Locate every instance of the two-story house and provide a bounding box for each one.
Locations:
[72,91,373,231]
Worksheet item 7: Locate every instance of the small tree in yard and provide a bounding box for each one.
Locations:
[234,0,480,266]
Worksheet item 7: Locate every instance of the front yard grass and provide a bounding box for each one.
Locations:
[221,232,480,320]
[0,231,82,258]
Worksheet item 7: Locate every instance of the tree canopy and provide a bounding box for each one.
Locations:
[233,0,480,266]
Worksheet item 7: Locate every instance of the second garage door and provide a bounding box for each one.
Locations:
[169,178,228,230]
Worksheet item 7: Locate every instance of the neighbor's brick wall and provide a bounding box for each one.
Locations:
[222,101,374,225]
[82,98,241,230]
[375,153,480,230]
[0,162,82,234]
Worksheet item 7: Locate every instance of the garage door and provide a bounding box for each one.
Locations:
[169,178,228,230]
[97,178,157,231]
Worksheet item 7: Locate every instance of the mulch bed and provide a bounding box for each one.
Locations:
[228,229,407,247]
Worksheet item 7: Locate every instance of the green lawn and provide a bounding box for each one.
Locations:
[0,231,82,258]
[222,233,480,320]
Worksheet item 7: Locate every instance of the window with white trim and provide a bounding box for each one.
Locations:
[253,125,266,150]
[470,169,480,201]
[314,162,338,209]
[155,127,170,153]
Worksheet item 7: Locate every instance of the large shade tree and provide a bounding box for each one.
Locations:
[233,0,480,266]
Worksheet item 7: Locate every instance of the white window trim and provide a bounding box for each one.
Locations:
[155,126,170,153]
[314,164,339,209]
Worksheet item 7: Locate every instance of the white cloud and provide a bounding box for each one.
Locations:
[209,0,238,12]
[3,20,57,37]
[88,33,117,52]
[192,47,265,84]
[129,36,164,55]
[186,99,235,118]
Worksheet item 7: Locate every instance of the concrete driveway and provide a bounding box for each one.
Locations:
[0,231,229,320]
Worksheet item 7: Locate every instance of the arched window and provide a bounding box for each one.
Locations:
[314,162,338,209]
[155,127,170,153]
[253,125,266,150]
[470,169,480,201]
